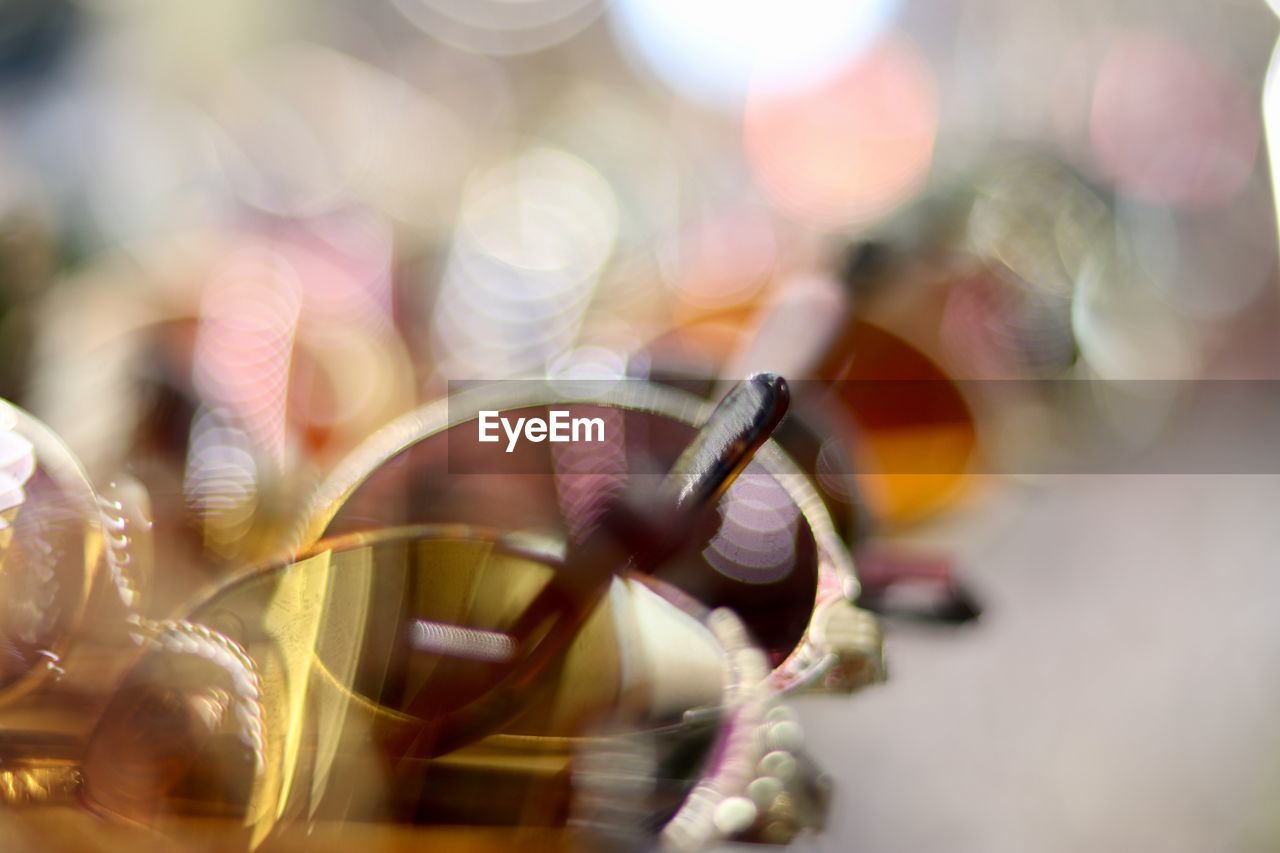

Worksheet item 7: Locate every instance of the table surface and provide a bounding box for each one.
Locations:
[790,472,1280,853]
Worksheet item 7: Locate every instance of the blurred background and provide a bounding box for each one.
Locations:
[0,0,1279,850]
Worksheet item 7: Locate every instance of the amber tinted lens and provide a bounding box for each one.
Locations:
[79,529,661,834]
[649,314,978,526]
[322,406,819,664]
[834,320,978,524]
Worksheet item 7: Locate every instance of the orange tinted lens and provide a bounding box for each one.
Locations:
[834,320,978,525]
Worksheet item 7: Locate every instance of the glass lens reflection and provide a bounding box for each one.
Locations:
[80,526,728,838]
[0,401,99,698]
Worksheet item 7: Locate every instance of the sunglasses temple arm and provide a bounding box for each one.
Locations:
[514,371,791,638]
[404,374,791,757]
[717,275,856,396]
[662,373,790,519]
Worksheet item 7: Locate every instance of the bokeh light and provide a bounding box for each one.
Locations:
[1090,32,1258,207]
[659,207,777,311]
[743,35,938,228]
[210,44,473,224]
[610,0,896,108]
[704,472,801,585]
[1119,182,1277,320]
[394,0,606,56]
[192,247,302,470]
[431,145,618,380]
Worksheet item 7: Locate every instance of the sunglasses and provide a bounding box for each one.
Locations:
[25,234,417,588]
[0,378,873,849]
[0,400,155,709]
[0,524,783,847]
[295,378,883,695]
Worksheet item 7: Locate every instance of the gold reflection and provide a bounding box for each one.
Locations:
[0,524,750,847]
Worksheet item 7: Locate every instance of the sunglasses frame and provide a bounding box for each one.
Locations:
[6,522,793,850]
[0,401,106,709]
[291,379,883,696]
